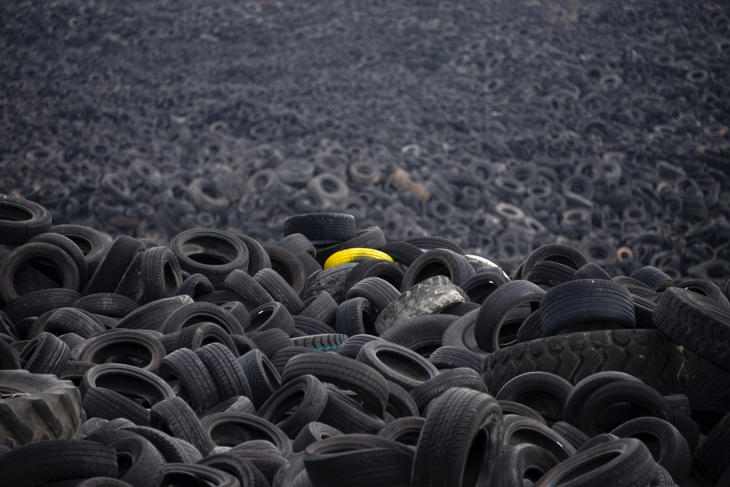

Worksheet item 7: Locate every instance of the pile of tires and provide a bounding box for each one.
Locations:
[2,0,730,279]
[1,199,728,486]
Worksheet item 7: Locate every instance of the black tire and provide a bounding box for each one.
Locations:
[0,196,52,245]
[0,439,118,486]
[157,347,221,413]
[254,268,306,314]
[293,421,343,452]
[52,224,112,276]
[375,275,465,336]
[302,263,357,303]
[484,329,730,410]
[162,301,245,335]
[82,385,151,426]
[539,279,636,336]
[116,295,190,331]
[380,241,423,266]
[551,421,590,449]
[335,297,376,337]
[4,288,82,325]
[692,412,730,485]
[293,315,336,336]
[304,434,414,487]
[202,412,293,457]
[335,334,382,359]
[574,262,612,280]
[238,349,282,409]
[610,417,691,482]
[317,385,385,434]
[400,248,475,290]
[300,291,338,325]
[474,280,545,353]
[291,333,347,350]
[562,371,643,427]
[284,213,357,241]
[379,415,425,446]
[248,328,292,358]
[235,233,271,274]
[343,259,404,292]
[177,273,215,299]
[518,243,588,280]
[577,381,672,435]
[247,301,294,335]
[74,293,139,317]
[535,438,656,487]
[196,343,253,401]
[0,369,82,448]
[19,331,71,375]
[356,340,439,391]
[409,367,487,413]
[654,287,730,370]
[85,428,166,487]
[151,396,215,456]
[501,414,576,461]
[441,308,485,355]
[77,329,166,372]
[631,265,674,291]
[492,443,560,487]
[381,314,457,357]
[282,352,388,416]
[26,306,105,340]
[125,425,203,464]
[496,371,573,424]
[170,228,249,287]
[498,400,547,424]
[460,271,509,304]
[162,463,240,487]
[139,246,182,303]
[429,345,484,372]
[385,380,420,419]
[265,244,308,295]
[85,236,144,295]
[258,374,329,438]
[29,232,89,283]
[525,261,576,287]
[0,242,81,303]
[411,387,503,487]
[198,454,269,487]
[175,322,237,355]
[345,276,400,317]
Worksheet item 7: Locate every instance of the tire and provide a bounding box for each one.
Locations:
[76,329,166,372]
[484,329,730,410]
[282,352,388,416]
[317,385,385,435]
[460,271,509,304]
[335,297,376,337]
[345,276,401,318]
[302,263,357,303]
[202,412,293,457]
[610,417,691,483]
[162,301,245,335]
[492,443,560,487]
[441,309,485,355]
[535,438,656,487]
[300,291,338,325]
[474,280,545,353]
[551,421,590,449]
[29,232,89,283]
[409,367,488,413]
[125,425,203,464]
[19,331,71,375]
[265,244,308,295]
[170,228,249,287]
[238,349,283,409]
[4,288,82,324]
[151,397,215,456]
[198,454,269,487]
[525,261,576,287]
[539,279,636,336]
[411,387,503,487]
[254,268,305,314]
[356,340,439,391]
[223,269,274,310]
[235,233,271,274]
[304,434,414,487]
[0,439,118,486]
[693,412,730,485]
[294,315,336,336]
[380,241,423,267]
[283,213,357,241]
[518,243,588,279]
[291,333,347,350]
[0,196,52,245]
[195,343,253,401]
[498,400,547,424]
[85,236,144,295]
[375,275,465,336]
[501,414,576,461]
[293,421,343,452]
[258,374,329,438]
[335,334,382,359]
[162,463,240,487]
[381,314,457,356]
[0,242,81,303]
[248,328,292,358]
[385,380,420,419]
[139,246,182,303]
[85,428,166,487]
[400,248,475,290]
[52,224,112,276]
[562,371,643,427]
[654,287,730,370]
[176,273,215,299]
[496,371,573,424]
[158,347,221,413]
[0,369,82,448]
[116,295,190,331]
[379,415,425,446]
[73,293,139,318]
[343,259,404,292]
[175,322,237,355]
[429,345,484,372]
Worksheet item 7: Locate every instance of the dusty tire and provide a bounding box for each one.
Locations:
[0,369,82,448]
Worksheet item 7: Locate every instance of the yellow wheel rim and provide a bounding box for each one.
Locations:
[323,248,394,270]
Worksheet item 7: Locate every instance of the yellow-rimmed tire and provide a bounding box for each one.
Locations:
[323,248,393,270]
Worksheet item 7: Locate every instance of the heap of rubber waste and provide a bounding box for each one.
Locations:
[3,1,730,279]
[0,198,728,486]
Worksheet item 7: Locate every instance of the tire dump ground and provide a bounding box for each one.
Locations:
[1,0,730,486]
